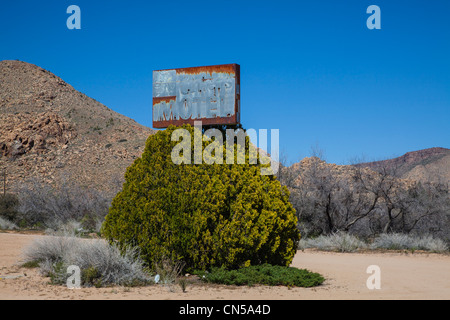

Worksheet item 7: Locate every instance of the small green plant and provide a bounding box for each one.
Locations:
[178,278,188,293]
[82,266,102,288]
[106,118,115,127]
[48,261,66,285]
[21,260,40,268]
[195,264,324,288]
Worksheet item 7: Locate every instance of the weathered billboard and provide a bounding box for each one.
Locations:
[152,64,240,128]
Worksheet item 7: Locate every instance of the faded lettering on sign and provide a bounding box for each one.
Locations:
[152,64,240,128]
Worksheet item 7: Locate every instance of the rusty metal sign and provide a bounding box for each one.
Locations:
[152,64,240,128]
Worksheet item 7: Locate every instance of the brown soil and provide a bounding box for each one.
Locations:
[0,232,449,300]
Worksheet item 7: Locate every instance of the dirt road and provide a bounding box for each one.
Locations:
[0,232,449,300]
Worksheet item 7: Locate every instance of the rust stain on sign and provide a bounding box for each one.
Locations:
[174,64,236,75]
[152,64,240,128]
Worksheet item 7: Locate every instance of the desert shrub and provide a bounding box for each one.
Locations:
[178,278,188,293]
[22,235,78,267]
[298,232,367,252]
[371,233,448,253]
[22,236,152,287]
[102,124,300,271]
[154,256,186,285]
[0,193,19,222]
[0,216,18,230]
[196,264,324,287]
[45,220,84,237]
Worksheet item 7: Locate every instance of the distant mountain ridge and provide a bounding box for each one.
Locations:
[0,60,447,198]
[355,147,450,185]
[0,60,155,196]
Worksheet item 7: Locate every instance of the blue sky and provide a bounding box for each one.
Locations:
[1,0,449,165]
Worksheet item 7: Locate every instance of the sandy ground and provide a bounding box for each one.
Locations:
[0,232,449,300]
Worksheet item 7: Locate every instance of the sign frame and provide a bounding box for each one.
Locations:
[152,63,240,128]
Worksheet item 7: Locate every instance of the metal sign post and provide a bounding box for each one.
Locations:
[2,167,5,196]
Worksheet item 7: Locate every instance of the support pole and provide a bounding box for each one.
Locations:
[2,167,5,196]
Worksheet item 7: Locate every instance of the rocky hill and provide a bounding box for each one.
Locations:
[0,60,155,197]
[355,147,450,185]
[1,60,447,199]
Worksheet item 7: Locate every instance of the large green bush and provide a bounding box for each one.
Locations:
[102,124,300,271]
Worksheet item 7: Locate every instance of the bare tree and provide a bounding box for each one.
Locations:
[395,181,449,236]
[283,157,341,236]
[17,175,111,230]
[280,155,449,241]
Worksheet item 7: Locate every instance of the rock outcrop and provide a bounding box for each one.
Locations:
[0,60,155,196]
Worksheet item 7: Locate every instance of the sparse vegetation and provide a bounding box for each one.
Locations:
[370,233,448,253]
[298,232,449,253]
[16,177,110,232]
[106,118,114,128]
[44,219,88,237]
[299,232,367,252]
